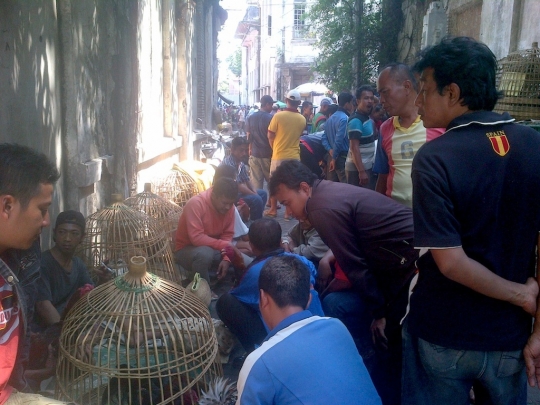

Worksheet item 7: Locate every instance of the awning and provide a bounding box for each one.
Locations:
[218,92,235,105]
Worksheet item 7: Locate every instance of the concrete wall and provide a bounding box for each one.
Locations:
[0,1,64,245]
[0,0,218,248]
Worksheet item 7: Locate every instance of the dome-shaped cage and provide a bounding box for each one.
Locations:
[75,195,181,284]
[151,168,200,207]
[495,42,540,120]
[124,184,183,249]
[56,256,222,405]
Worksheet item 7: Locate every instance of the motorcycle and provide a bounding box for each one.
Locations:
[192,119,232,167]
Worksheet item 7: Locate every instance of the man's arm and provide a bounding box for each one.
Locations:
[333,117,348,158]
[431,247,537,313]
[267,131,276,149]
[35,300,61,326]
[524,233,540,387]
[350,139,368,186]
[375,174,388,195]
[238,182,255,195]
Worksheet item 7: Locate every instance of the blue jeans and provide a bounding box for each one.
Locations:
[239,189,267,220]
[402,320,527,405]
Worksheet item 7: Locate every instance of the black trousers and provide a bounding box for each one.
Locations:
[216,292,268,353]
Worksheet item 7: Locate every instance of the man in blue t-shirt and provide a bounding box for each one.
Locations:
[236,254,381,405]
[216,218,323,354]
[346,85,376,188]
[404,37,540,404]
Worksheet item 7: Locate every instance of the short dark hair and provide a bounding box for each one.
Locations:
[355,85,375,99]
[413,36,501,111]
[212,177,237,200]
[231,136,249,150]
[302,100,313,109]
[0,143,60,208]
[268,160,317,196]
[326,104,339,116]
[380,62,417,90]
[248,218,281,252]
[260,95,274,107]
[259,255,311,309]
[213,165,237,183]
[337,92,354,107]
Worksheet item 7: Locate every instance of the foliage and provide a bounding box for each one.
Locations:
[226,48,242,78]
[309,0,399,92]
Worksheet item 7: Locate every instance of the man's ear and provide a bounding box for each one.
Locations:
[445,83,463,107]
[299,182,310,194]
[259,289,269,310]
[0,195,15,220]
[306,288,313,310]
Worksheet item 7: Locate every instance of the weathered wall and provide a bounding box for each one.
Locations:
[0,0,219,248]
[0,0,64,246]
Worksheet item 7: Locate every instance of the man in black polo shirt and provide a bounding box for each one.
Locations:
[403,36,540,404]
[246,95,274,191]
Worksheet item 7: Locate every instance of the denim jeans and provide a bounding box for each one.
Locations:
[402,320,527,405]
[239,189,267,220]
[326,154,347,183]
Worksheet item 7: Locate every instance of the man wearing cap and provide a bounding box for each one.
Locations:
[34,211,110,327]
[246,95,274,191]
[264,89,306,218]
[311,97,333,133]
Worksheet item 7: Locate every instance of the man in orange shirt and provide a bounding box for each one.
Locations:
[175,178,237,291]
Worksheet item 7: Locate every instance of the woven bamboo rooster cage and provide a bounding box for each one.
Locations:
[495,42,540,120]
[75,194,181,284]
[152,168,200,207]
[124,184,183,248]
[56,256,222,405]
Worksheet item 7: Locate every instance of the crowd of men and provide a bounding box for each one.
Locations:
[2,36,540,405]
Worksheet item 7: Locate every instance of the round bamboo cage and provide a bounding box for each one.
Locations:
[151,168,200,207]
[495,42,540,120]
[124,184,183,249]
[75,194,181,284]
[56,256,222,405]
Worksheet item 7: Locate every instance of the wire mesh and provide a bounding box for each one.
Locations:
[75,195,181,285]
[495,42,540,120]
[56,256,222,405]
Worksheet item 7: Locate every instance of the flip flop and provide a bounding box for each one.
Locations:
[264,211,277,218]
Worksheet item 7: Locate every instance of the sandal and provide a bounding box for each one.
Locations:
[264,211,277,218]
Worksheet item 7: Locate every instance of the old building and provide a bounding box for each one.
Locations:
[0,0,225,247]
[235,0,318,104]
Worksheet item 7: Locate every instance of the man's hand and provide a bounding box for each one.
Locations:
[95,261,115,284]
[328,159,335,172]
[217,260,231,280]
[358,170,369,186]
[371,318,388,350]
[525,332,540,387]
[316,257,333,291]
[521,277,539,316]
[281,239,292,252]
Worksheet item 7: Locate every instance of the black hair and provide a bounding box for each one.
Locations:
[259,255,311,309]
[212,177,238,200]
[231,136,249,149]
[0,143,60,208]
[248,218,281,252]
[213,165,237,183]
[268,160,317,196]
[413,36,501,111]
[326,104,339,116]
[260,95,274,107]
[355,85,374,99]
[380,62,417,90]
[337,92,354,107]
[302,100,313,108]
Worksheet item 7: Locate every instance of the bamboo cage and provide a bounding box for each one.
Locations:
[495,42,540,120]
[75,194,181,284]
[124,183,183,248]
[151,168,200,207]
[56,256,222,405]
